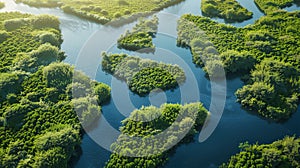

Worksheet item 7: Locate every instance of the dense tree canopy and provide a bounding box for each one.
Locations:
[201,0,253,22]
[106,103,209,168]
[0,12,63,73]
[254,0,300,14]
[220,136,300,168]
[102,53,186,96]
[236,59,300,121]
[177,10,300,121]
[0,12,111,167]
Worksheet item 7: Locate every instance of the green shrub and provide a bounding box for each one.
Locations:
[43,63,73,90]
[113,12,122,18]
[31,15,60,30]
[124,9,131,15]
[93,83,111,104]
[38,32,60,46]
[4,18,28,31]
[0,73,21,101]
[30,43,60,65]
[236,59,300,121]
[0,31,10,43]
[72,97,101,128]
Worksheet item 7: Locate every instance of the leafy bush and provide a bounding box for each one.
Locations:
[0,31,9,43]
[31,43,60,64]
[32,147,68,168]
[93,83,111,104]
[43,62,73,90]
[4,18,28,31]
[38,32,60,47]
[113,12,122,18]
[236,59,300,121]
[72,96,101,128]
[4,103,36,129]
[202,3,219,16]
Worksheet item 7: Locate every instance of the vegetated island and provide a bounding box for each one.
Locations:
[220,136,300,168]
[201,0,253,22]
[0,2,5,9]
[105,102,209,168]
[0,12,111,167]
[177,10,300,122]
[117,15,158,53]
[102,52,186,96]
[255,0,300,14]
[15,0,185,24]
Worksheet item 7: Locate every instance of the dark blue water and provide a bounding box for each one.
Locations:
[1,0,300,168]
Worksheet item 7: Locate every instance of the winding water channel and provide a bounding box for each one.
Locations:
[1,0,300,167]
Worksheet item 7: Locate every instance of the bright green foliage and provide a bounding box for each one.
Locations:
[201,0,253,22]
[0,12,111,167]
[34,125,80,157]
[106,103,209,168]
[43,62,73,90]
[0,12,63,72]
[31,147,68,168]
[117,16,159,52]
[220,50,256,74]
[93,82,111,104]
[220,136,300,168]
[38,32,61,47]
[254,0,299,14]
[15,0,184,24]
[177,12,300,120]
[178,12,300,68]
[0,62,111,167]
[236,59,300,121]
[129,67,178,95]
[71,96,102,128]
[118,32,154,52]
[177,21,255,77]
[102,53,186,96]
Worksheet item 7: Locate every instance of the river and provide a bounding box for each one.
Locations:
[1,0,300,168]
